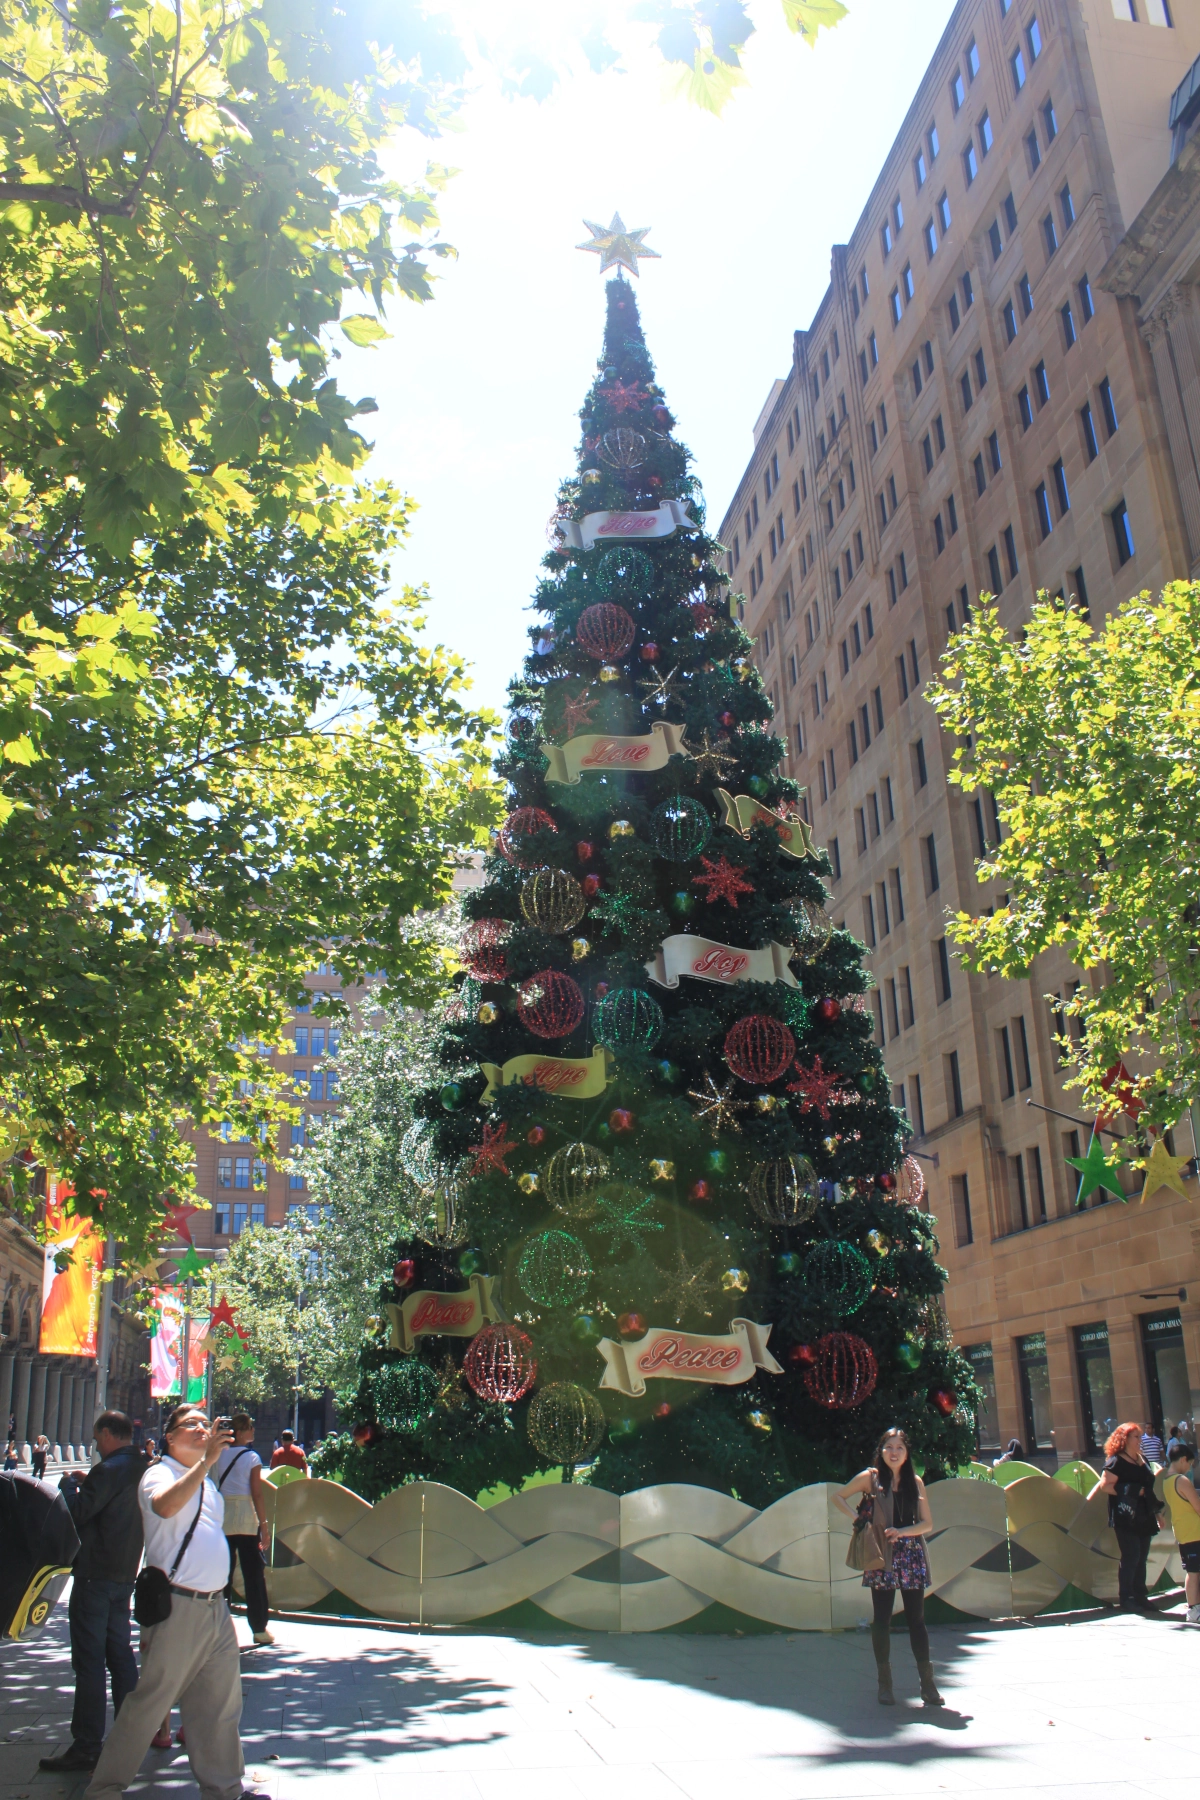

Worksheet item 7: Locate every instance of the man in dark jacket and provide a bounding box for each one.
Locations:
[40,1412,148,1774]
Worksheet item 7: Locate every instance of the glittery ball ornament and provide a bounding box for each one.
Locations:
[463,1323,538,1404]
[575,603,636,662]
[460,917,515,983]
[747,1410,772,1433]
[527,1382,607,1465]
[803,1240,873,1314]
[803,1332,878,1409]
[374,1358,438,1432]
[815,997,841,1024]
[477,1001,499,1025]
[793,897,834,958]
[724,1015,796,1085]
[413,1182,469,1250]
[598,428,645,470]
[594,548,654,603]
[520,868,586,935]
[516,969,586,1040]
[517,1172,540,1195]
[497,807,558,867]
[896,1155,927,1205]
[720,1267,751,1293]
[608,818,635,840]
[400,1119,447,1192]
[543,1142,609,1219]
[594,987,665,1054]
[931,1388,958,1417]
[518,1229,592,1308]
[392,1259,415,1289]
[746,1155,820,1227]
[649,795,713,862]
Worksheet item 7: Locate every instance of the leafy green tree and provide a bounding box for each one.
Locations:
[212,1213,326,1414]
[319,277,978,1507]
[926,581,1200,1135]
[0,1,498,1245]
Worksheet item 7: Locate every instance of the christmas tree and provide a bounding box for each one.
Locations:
[320,249,979,1507]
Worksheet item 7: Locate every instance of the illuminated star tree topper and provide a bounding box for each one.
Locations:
[576,212,661,278]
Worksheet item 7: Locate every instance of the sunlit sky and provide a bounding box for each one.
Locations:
[337,0,958,719]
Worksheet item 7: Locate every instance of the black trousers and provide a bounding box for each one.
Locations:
[68,1578,137,1755]
[871,1586,930,1664]
[1114,1528,1152,1607]
[227,1534,270,1633]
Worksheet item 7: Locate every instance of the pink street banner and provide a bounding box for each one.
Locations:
[149,1288,210,1400]
[597,1320,783,1397]
[644,934,797,991]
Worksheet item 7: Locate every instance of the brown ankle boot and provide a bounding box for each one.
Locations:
[876,1663,895,1704]
[917,1660,943,1705]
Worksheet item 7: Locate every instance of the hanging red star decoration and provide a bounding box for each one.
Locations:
[562,689,598,737]
[160,1201,199,1244]
[691,855,755,909]
[1097,1060,1144,1128]
[786,1056,854,1121]
[605,381,644,414]
[467,1119,517,1179]
[210,1294,239,1333]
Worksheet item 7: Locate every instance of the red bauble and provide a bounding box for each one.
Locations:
[816,997,842,1024]
[352,1422,382,1447]
[654,1401,671,1419]
[640,642,660,662]
[931,1388,957,1417]
[608,1107,635,1133]
[618,1311,646,1338]
[803,1332,878,1410]
[460,917,515,982]
[526,1125,547,1147]
[652,405,671,427]
[647,475,663,490]
[393,1259,416,1289]
[576,839,595,864]
[789,1343,817,1368]
[719,710,736,728]
[576,603,636,662]
[582,873,602,896]
[498,807,558,867]
[516,969,585,1040]
[463,1323,538,1403]
[724,1015,796,1085]
[688,1179,711,1202]
[594,981,609,998]
[876,1171,896,1192]
[690,601,716,632]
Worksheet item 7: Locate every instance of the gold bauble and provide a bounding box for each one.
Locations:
[721,1267,750,1293]
[648,1158,676,1181]
[527,1381,607,1465]
[477,1001,499,1025]
[733,658,753,682]
[581,468,602,484]
[543,1141,610,1219]
[570,936,591,961]
[520,867,586,935]
[746,1155,820,1227]
[598,664,622,683]
[747,1409,773,1433]
[608,818,635,840]
[823,1136,839,1155]
[517,1171,541,1195]
[866,1228,887,1254]
[754,1094,779,1115]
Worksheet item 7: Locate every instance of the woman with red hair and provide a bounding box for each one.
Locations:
[1088,1422,1165,1611]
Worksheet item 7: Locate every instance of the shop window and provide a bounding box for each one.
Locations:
[966,1342,1000,1448]
[1018,1332,1054,1451]
[1075,1323,1117,1455]
[1142,1310,1190,1437]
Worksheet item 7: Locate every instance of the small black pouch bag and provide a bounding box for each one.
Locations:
[134,1489,205,1627]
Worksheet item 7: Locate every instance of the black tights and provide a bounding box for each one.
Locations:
[871,1585,930,1665]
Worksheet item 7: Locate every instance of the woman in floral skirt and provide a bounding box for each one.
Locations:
[835,1427,942,1706]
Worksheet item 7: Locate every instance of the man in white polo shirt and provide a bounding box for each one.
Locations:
[85,1406,250,1800]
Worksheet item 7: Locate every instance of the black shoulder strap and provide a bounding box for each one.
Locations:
[168,1487,206,1580]
[217,1447,253,1491]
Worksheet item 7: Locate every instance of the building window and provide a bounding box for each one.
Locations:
[974,349,988,390]
[962,269,974,310]
[1018,384,1033,430]
[924,218,938,259]
[948,292,961,333]
[913,737,928,787]
[924,833,940,894]
[1003,524,1019,580]
[1011,46,1026,91]
[946,1047,964,1114]
[829,836,841,880]
[974,452,986,497]
[1060,184,1076,230]
[964,142,978,185]
[987,544,1003,593]
[892,869,906,926]
[1034,359,1050,406]
[938,191,951,233]
[1043,212,1059,256]
[988,219,1003,263]
[979,111,993,155]
[1018,1333,1054,1451]
[1043,97,1058,141]
[961,370,973,413]
[1112,499,1135,566]
[1027,15,1042,58]
[967,37,980,79]
[234,1156,251,1189]
[952,68,965,112]
[217,1155,233,1189]
[889,286,902,325]
[1004,193,1018,235]
[1079,274,1095,321]
[1052,457,1070,517]
[1070,564,1090,616]
[998,1025,1016,1099]
[1035,480,1053,539]
[214,1201,230,1235]
[1026,127,1041,172]
[902,263,914,302]
[988,430,1002,473]
[1061,300,1077,348]
[1003,299,1017,343]
[1099,376,1119,437]
[1076,1324,1117,1455]
[934,513,945,555]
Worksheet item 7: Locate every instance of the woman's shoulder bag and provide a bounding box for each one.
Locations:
[845,1471,888,1572]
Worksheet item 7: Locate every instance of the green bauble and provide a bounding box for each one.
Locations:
[439,1082,465,1112]
[518,1230,593,1307]
[656,1059,682,1085]
[896,1340,923,1371]
[803,1240,873,1315]
[649,795,712,861]
[608,1415,638,1444]
[706,1148,730,1175]
[571,1313,602,1345]
[374,1358,438,1433]
[594,546,654,600]
[669,890,696,919]
[746,775,770,799]
[594,987,665,1053]
[776,1250,802,1276]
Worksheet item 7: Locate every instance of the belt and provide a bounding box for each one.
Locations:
[169,1583,228,1601]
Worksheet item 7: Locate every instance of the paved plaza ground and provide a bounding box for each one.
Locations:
[2,1597,1197,1800]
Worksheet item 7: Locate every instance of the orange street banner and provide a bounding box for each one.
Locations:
[39,1182,104,1358]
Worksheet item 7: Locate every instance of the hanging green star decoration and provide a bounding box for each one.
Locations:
[169,1244,210,1281]
[1065,1134,1127,1202]
[576,213,661,278]
[595,1189,664,1255]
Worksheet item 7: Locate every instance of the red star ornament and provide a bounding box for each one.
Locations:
[691,855,755,909]
[209,1294,238,1333]
[605,382,644,414]
[562,689,598,737]
[161,1201,200,1244]
[467,1119,517,1178]
[1097,1060,1144,1128]
[786,1056,854,1121]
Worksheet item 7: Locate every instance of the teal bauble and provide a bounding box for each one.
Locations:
[746,775,770,799]
[570,1313,602,1345]
[457,1248,483,1277]
[374,1359,438,1433]
[896,1340,923,1371]
[669,890,697,918]
[439,1081,465,1112]
[776,1251,802,1277]
[649,795,713,862]
[656,1059,682,1086]
[594,987,665,1054]
[595,546,654,602]
[608,1415,639,1443]
[706,1148,731,1175]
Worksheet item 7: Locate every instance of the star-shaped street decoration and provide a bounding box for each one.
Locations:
[576,213,661,279]
[786,1056,855,1122]
[169,1243,210,1282]
[1139,1136,1191,1203]
[216,1353,238,1372]
[687,731,738,783]
[1065,1134,1128,1203]
[210,1294,239,1333]
[466,1119,517,1180]
[691,854,755,909]
[595,1189,664,1256]
[161,1201,200,1244]
[687,1073,751,1137]
[637,665,683,708]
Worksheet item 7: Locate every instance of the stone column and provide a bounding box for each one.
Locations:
[0,1350,14,1436]
[26,1360,47,1446]
[1142,295,1200,564]
[11,1357,32,1449]
[57,1372,76,1451]
[995,1337,1025,1450]
[43,1367,62,1453]
[70,1374,87,1448]
[1106,1312,1145,1425]
[80,1376,96,1451]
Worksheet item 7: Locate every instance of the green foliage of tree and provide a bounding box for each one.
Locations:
[0,3,500,1245]
[213,1213,325,1411]
[926,583,1200,1132]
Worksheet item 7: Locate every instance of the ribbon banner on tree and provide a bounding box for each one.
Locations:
[386,1274,504,1355]
[597,1320,783,1396]
[555,500,692,551]
[715,789,817,860]
[480,1044,614,1102]
[541,721,691,786]
[644,934,797,991]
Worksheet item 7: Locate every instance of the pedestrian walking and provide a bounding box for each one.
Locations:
[1089,1421,1165,1612]
[39,1413,147,1774]
[82,1404,253,1800]
[1165,1422,1193,1464]
[835,1427,943,1706]
[268,1429,308,1475]
[31,1434,51,1479]
[1159,1441,1200,1625]
[993,1438,1025,1468]
[215,1415,273,1645]
[1141,1426,1166,1468]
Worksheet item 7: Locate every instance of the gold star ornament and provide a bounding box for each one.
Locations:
[577,213,661,278]
[1140,1136,1191,1203]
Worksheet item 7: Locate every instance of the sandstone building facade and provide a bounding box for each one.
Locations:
[719,0,1200,1461]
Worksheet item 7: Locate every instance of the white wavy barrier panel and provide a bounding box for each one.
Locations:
[246,1476,1183,1631]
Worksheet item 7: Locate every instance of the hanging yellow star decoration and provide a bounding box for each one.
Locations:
[1139,1136,1191,1203]
[577,213,661,278]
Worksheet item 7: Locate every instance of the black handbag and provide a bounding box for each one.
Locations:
[134,1489,205,1627]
